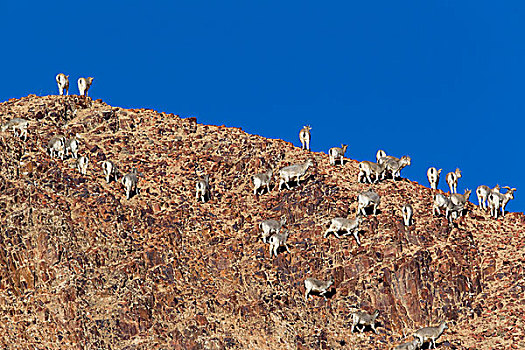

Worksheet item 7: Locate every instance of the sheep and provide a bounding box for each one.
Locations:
[102,160,118,183]
[433,193,463,222]
[77,155,89,175]
[65,137,79,159]
[413,322,448,349]
[446,168,461,194]
[56,73,69,95]
[78,77,94,96]
[351,310,380,334]
[122,168,139,200]
[324,215,362,245]
[278,159,314,190]
[402,204,413,227]
[259,216,287,243]
[329,144,348,165]
[1,118,29,141]
[446,202,464,223]
[304,276,334,301]
[432,193,449,217]
[376,149,387,163]
[358,189,380,216]
[195,175,210,203]
[253,169,272,195]
[394,338,422,350]
[47,135,66,160]
[268,230,291,257]
[358,161,385,184]
[384,155,411,179]
[450,189,471,207]
[299,125,312,150]
[427,167,442,190]
[488,187,517,218]
[476,184,500,210]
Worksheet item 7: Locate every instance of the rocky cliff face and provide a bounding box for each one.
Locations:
[0,95,523,349]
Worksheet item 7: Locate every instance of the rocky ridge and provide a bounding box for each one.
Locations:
[0,95,523,349]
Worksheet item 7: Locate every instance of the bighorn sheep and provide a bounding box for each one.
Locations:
[259,216,287,243]
[413,322,448,349]
[47,135,66,160]
[488,187,517,218]
[195,175,210,202]
[304,276,334,301]
[122,168,139,200]
[268,230,291,257]
[427,167,442,190]
[394,338,422,350]
[102,160,118,183]
[351,310,380,334]
[324,215,362,245]
[433,193,463,223]
[358,161,385,184]
[278,159,314,190]
[358,190,380,216]
[450,189,471,207]
[476,184,500,210]
[56,73,69,95]
[384,155,411,179]
[253,169,272,195]
[402,204,413,227]
[299,125,311,151]
[77,155,89,175]
[1,118,29,141]
[446,168,461,194]
[78,77,94,96]
[329,144,348,165]
[65,137,79,159]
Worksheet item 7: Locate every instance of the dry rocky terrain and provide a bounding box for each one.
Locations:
[0,95,524,349]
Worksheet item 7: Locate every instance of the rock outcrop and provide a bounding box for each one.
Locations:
[0,95,523,349]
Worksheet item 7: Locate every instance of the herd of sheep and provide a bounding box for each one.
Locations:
[0,75,517,349]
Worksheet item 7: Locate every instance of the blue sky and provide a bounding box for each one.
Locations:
[2,1,524,212]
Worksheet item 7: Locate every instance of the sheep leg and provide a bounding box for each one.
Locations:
[284,244,291,253]
[371,323,378,334]
[353,231,361,245]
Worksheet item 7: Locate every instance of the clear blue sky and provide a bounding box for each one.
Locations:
[2,1,523,212]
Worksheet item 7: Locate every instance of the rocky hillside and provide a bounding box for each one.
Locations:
[0,95,524,349]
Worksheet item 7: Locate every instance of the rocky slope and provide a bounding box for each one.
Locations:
[0,95,523,349]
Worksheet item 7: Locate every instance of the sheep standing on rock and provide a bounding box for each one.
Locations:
[268,230,291,257]
[1,118,29,141]
[77,155,89,175]
[402,204,413,227]
[350,310,380,334]
[358,161,385,184]
[259,216,287,243]
[446,168,461,194]
[253,169,272,195]
[56,73,69,95]
[304,276,334,301]
[102,160,118,183]
[299,125,311,151]
[427,167,442,190]
[47,135,66,160]
[358,190,380,216]
[413,322,448,349]
[278,159,314,190]
[196,175,210,203]
[65,137,79,159]
[78,77,94,96]
[476,184,499,211]
[122,168,139,200]
[324,215,362,245]
[328,144,348,166]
